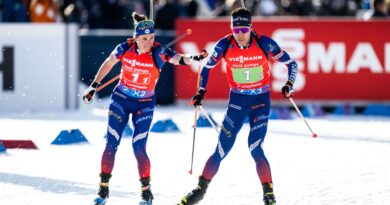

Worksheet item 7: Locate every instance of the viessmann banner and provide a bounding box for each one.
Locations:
[175,19,390,101]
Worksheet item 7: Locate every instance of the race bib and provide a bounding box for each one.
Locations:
[232,66,264,84]
[129,72,151,85]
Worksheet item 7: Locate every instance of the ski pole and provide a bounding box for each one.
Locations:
[95,29,192,93]
[289,97,318,138]
[96,74,120,92]
[150,0,154,20]
[189,106,198,175]
[189,65,201,175]
[199,105,219,134]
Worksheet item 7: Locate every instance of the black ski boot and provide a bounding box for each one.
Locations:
[262,183,276,205]
[178,176,211,205]
[139,177,154,205]
[93,173,112,205]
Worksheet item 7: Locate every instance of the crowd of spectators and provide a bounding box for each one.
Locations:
[0,0,388,29]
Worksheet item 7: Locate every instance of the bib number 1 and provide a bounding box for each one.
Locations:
[131,73,151,84]
[232,66,264,83]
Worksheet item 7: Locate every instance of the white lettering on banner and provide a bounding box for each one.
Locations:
[386,43,390,73]
[272,29,305,92]
[272,62,305,91]
[347,43,383,73]
[272,29,305,59]
[179,28,389,94]
[308,43,345,73]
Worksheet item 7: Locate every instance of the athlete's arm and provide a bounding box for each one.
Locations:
[93,52,120,83]
[91,42,127,83]
[259,35,298,83]
[198,37,230,90]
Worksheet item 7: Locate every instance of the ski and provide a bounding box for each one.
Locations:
[139,199,152,205]
[93,197,106,205]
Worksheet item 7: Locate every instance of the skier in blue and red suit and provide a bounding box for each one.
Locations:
[82,12,208,205]
[178,7,298,205]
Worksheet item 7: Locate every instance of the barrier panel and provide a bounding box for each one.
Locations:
[0,140,38,149]
[0,24,79,112]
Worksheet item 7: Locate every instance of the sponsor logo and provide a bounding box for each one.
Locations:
[251,103,266,110]
[250,122,268,132]
[135,115,153,124]
[252,114,269,123]
[221,125,232,137]
[122,58,153,68]
[232,17,250,22]
[0,46,14,91]
[136,107,154,115]
[229,103,242,110]
[142,107,154,113]
[268,44,275,52]
[114,91,127,99]
[212,51,218,58]
[108,110,123,123]
[228,55,263,63]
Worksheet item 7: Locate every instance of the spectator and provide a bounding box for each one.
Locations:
[1,0,29,22]
[259,0,278,16]
[155,0,182,30]
[372,0,388,17]
[99,0,129,28]
[186,0,198,17]
[29,0,61,22]
[215,0,228,16]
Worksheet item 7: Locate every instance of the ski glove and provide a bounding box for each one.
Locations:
[83,82,99,104]
[191,50,209,61]
[281,80,294,98]
[192,89,206,107]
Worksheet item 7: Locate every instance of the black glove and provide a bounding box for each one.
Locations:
[191,50,208,61]
[281,80,294,98]
[83,82,99,104]
[192,89,206,107]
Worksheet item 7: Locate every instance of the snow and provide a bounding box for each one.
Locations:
[1,101,390,205]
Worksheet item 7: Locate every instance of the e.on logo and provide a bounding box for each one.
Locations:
[271,29,390,92]
[0,46,14,91]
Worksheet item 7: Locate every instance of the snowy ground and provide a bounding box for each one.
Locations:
[1,101,390,205]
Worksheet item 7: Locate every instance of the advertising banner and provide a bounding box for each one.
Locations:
[175,19,390,102]
[0,24,79,112]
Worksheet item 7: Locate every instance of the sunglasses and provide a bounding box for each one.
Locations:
[232,27,250,34]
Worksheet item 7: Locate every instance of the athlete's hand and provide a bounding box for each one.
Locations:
[192,89,206,107]
[83,82,99,104]
[191,50,208,61]
[281,80,294,98]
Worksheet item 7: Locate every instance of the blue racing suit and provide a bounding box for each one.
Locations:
[100,40,176,179]
[200,32,298,184]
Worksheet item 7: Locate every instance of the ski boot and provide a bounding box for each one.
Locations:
[139,177,154,205]
[93,173,112,205]
[178,176,211,205]
[262,183,276,205]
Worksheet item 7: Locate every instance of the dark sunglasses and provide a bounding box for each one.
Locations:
[232,27,250,34]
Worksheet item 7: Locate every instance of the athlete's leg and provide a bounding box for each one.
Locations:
[202,92,249,180]
[247,92,272,184]
[131,97,155,179]
[101,91,131,174]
